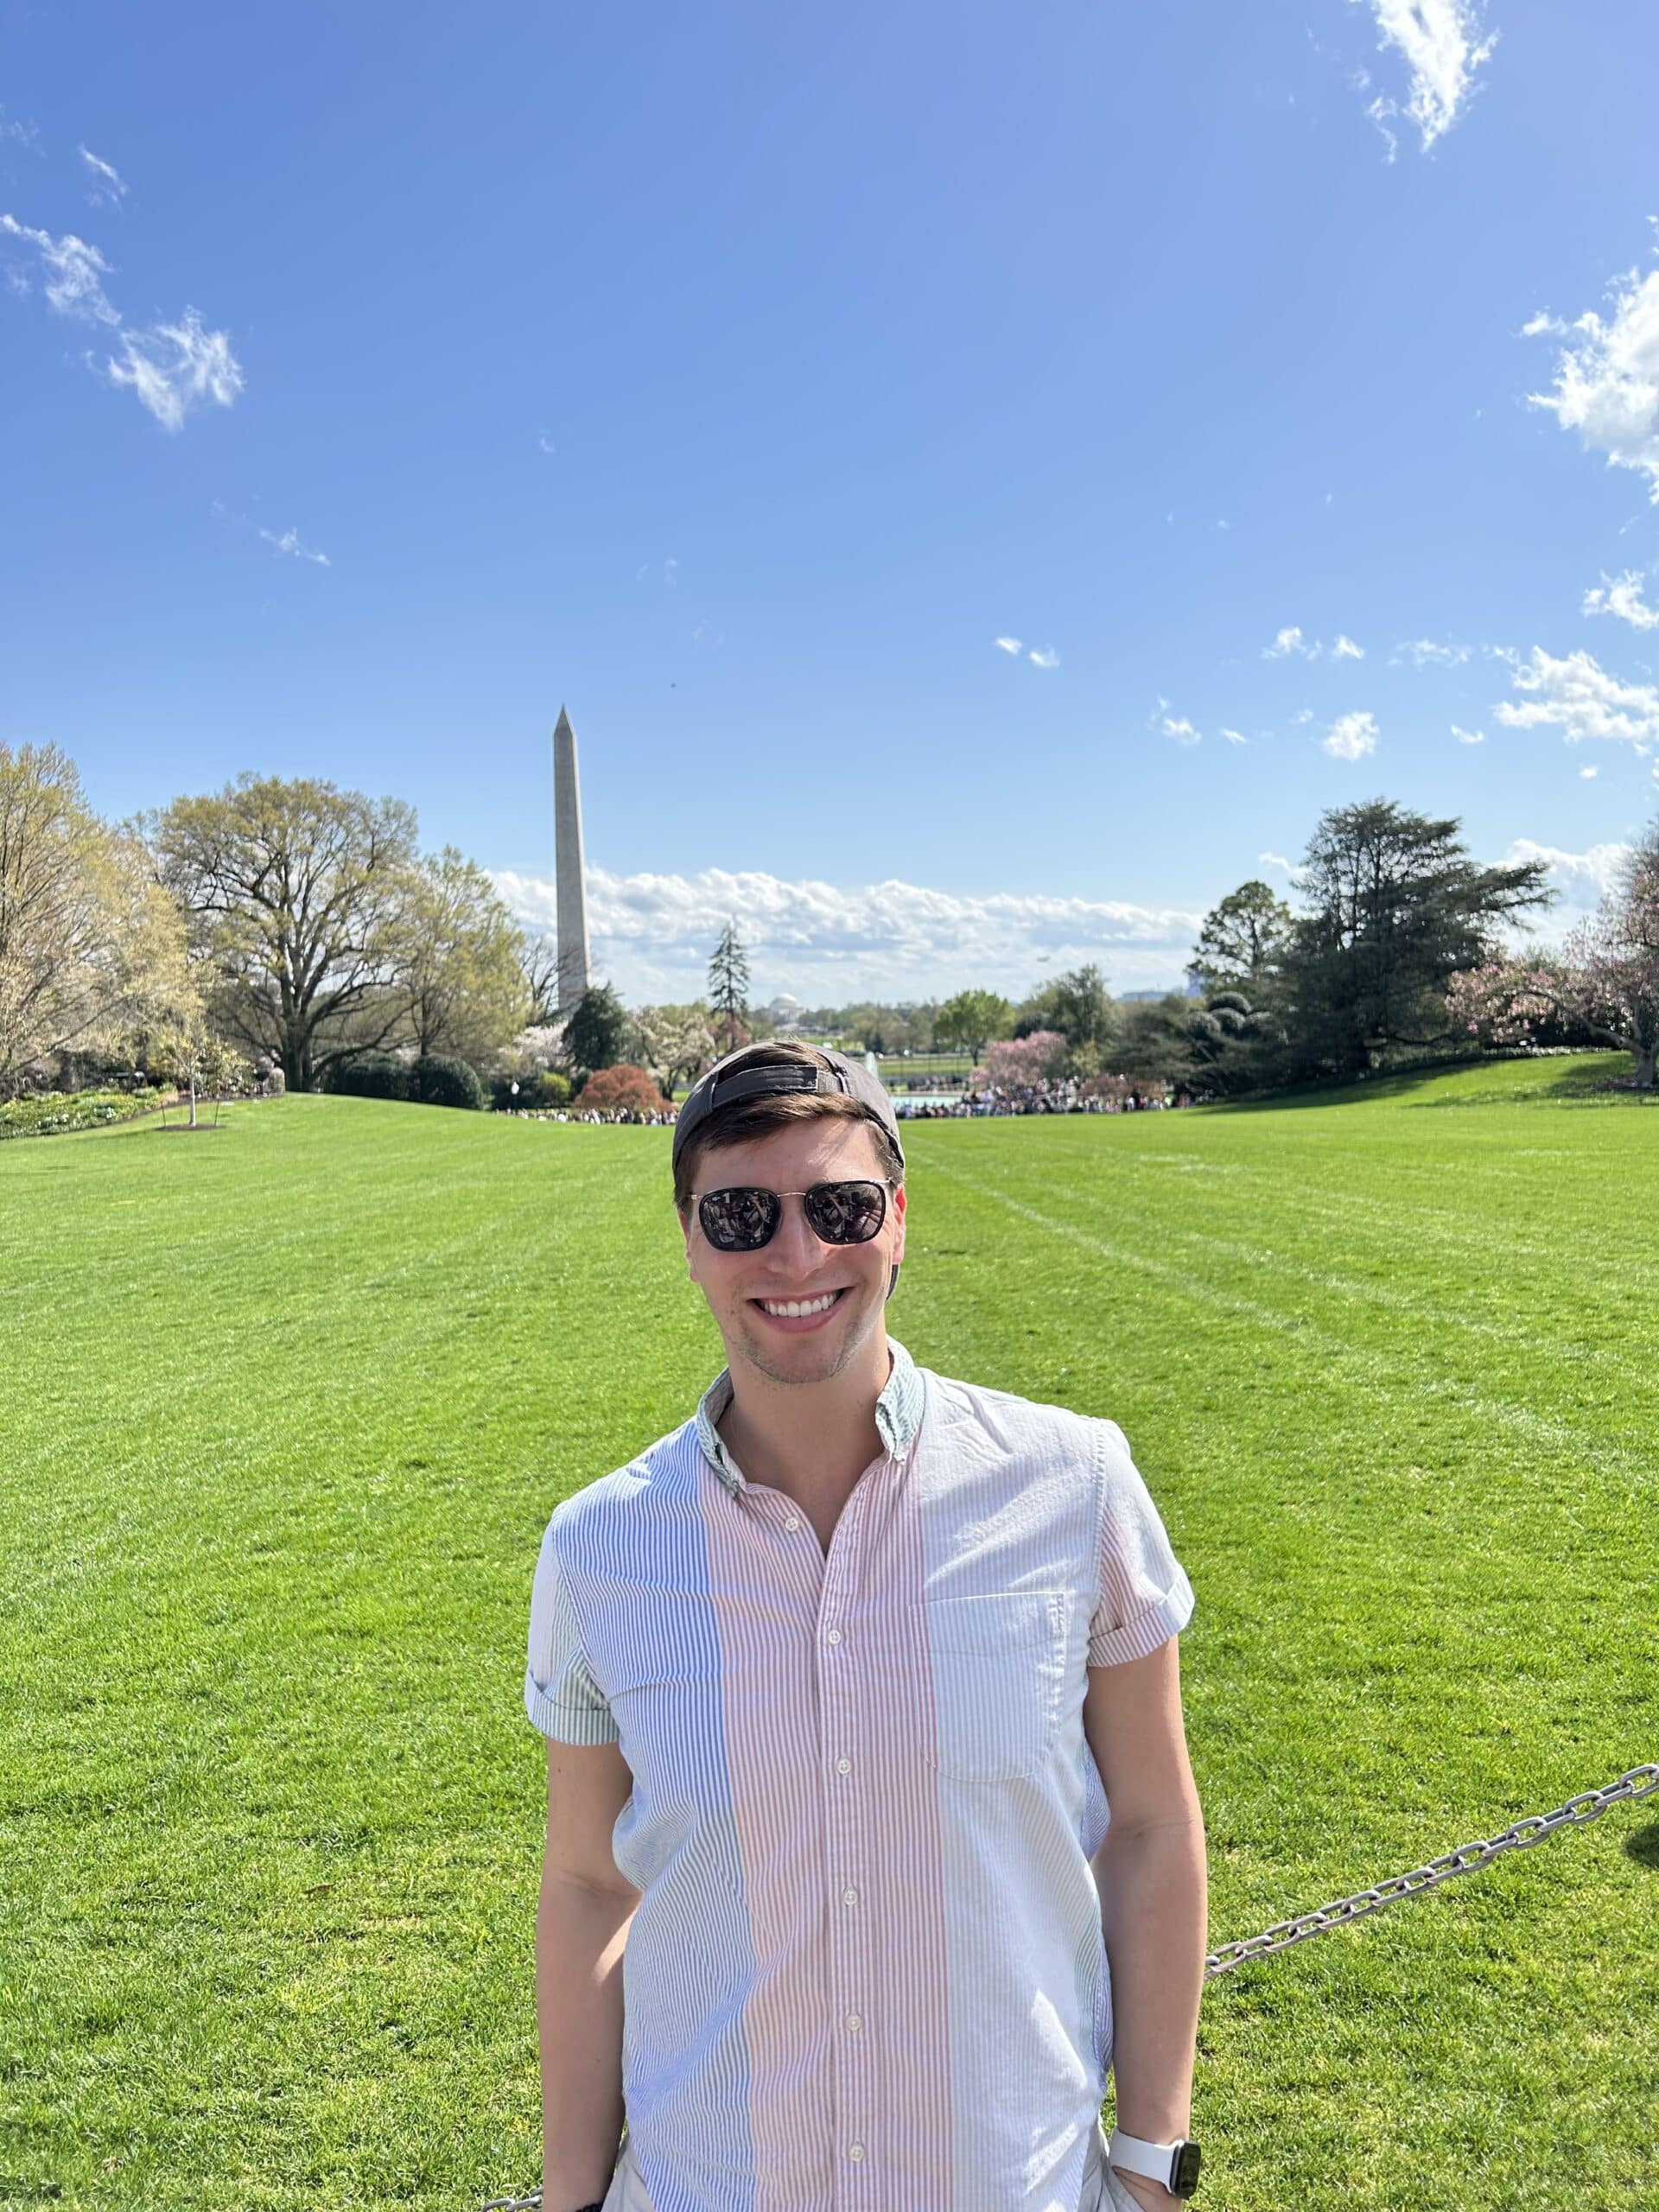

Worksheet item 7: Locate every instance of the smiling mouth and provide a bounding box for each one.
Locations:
[751,1287,849,1323]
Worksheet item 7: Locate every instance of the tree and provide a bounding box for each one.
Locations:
[981,1031,1067,1085]
[1012,966,1113,1051]
[1191,880,1294,994]
[1285,798,1553,1079]
[708,920,751,1055]
[579,1063,671,1116]
[936,988,1014,1063]
[521,933,563,1025]
[152,774,418,1093]
[1554,827,1659,1089]
[561,982,631,1075]
[1445,957,1570,1052]
[390,847,530,1064]
[0,741,185,1098]
[633,1001,718,1092]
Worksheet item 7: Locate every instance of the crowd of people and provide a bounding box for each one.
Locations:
[893,1076,1193,1120]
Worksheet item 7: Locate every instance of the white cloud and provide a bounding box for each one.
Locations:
[1161,715,1202,747]
[0,213,118,322]
[0,107,36,146]
[1264,625,1364,661]
[1289,708,1315,726]
[1357,0,1496,156]
[104,307,243,429]
[1493,645,1659,752]
[1526,242,1659,501]
[994,635,1022,655]
[257,525,328,567]
[1028,645,1060,670]
[491,864,1208,1001]
[78,145,127,207]
[1580,765,1599,779]
[1500,837,1630,903]
[537,431,556,455]
[1259,851,1294,874]
[1323,709,1379,760]
[1393,637,1471,665]
[1452,723,1485,744]
[1582,568,1659,630]
[1219,726,1248,745]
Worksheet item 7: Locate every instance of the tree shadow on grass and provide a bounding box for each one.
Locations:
[1202,1053,1643,1115]
[1624,1821,1659,1871]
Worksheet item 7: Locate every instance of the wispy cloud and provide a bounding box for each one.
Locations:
[1357,0,1497,159]
[492,864,1208,1001]
[1,105,38,147]
[257,525,329,567]
[1027,645,1060,670]
[1392,637,1471,666]
[1323,709,1379,760]
[1259,851,1294,874]
[1219,726,1248,746]
[78,145,127,207]
[0,213,118,321]
[1501,837,1630,904]
[1493,645,1659,753]
[2,211,241,429]
[994,635,1023,655]
[1582,569,1659,631]
[1580,765,1599,779]
[1452,723,1486,744]
[537,431,556,455]
[1160,714,1202,747]
[1263,624,1365,660]
[1526,232,1659,502]
[105,308,243,429]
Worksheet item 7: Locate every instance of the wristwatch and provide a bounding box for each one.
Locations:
[1107,2126,1203,2198]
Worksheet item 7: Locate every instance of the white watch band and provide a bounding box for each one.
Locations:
[1107,2127,1185,2188]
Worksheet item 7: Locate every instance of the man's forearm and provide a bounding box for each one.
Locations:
[537,1872,637,2208]
[1094,1815,1207,2139]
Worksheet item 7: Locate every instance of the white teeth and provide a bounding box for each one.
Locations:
[760,1291,838,1318]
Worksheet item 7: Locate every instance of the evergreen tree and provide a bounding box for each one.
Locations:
[707,921,751,1054]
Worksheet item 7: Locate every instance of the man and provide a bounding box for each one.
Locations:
[526,1041,1206,2212]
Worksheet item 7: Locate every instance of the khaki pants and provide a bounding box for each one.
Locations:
[602,2116,1149,2212]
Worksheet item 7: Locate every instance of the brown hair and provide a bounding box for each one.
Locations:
[673,1040,906,1215]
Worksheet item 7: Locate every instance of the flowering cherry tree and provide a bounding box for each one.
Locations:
[1554,829,1659,1090]
[979,1030,1068,1085]
[1444,958,1563,1051]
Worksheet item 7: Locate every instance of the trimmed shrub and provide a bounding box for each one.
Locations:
[578,1063,671,1116]
[411,1053,485,1110]
[326,1053,410,1101]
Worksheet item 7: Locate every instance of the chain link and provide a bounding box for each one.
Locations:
[480,1763,1658,2211]
[1204,1762,1658,1976]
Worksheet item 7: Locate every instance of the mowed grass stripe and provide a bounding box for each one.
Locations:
[2,1072,1655,2212]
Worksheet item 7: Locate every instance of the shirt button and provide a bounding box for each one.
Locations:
[784,1516,800,1532]
[826,1627,842,1644]
[847,2144,865,2163]
[842,1886,858,1905]
[844,2013,862,2032]
[836,1756,852,1774]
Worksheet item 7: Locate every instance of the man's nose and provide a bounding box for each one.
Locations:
[766,1195,825,1271]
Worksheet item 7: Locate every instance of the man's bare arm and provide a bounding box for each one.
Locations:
[537,1737,639,2210]
[1084,1636,1207,2210]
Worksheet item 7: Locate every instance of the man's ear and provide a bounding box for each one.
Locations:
[890,1181,906,1267]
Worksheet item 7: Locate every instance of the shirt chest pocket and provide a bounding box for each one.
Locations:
[914,1589,1072,1782]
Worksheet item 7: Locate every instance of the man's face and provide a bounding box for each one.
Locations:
[681,1116,906,1389]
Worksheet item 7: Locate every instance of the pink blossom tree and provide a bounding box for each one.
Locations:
[1444,957,1564,1051]
[978,1030,1068,1086]
[1554,828,1659,1090]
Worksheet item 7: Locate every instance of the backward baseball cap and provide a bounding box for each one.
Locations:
[671,1044,906,1179]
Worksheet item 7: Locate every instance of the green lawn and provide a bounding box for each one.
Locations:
[2,1060,1654,2210]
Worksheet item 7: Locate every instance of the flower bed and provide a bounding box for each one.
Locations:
[0,1087,168,1141]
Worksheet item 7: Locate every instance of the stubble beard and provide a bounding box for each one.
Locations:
[728,1286,879,1389]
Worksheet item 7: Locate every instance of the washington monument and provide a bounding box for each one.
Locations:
[552,706,591,1014]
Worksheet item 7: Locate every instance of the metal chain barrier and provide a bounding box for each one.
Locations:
[480,1762,1658,2212]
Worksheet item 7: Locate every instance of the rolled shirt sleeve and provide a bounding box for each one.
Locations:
[1086,1418,1196,1668]
[524,1511,620,1745]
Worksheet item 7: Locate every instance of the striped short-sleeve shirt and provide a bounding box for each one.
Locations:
[525,1339,1196,2212]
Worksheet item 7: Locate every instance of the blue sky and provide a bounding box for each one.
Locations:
[5,1,1659,1001]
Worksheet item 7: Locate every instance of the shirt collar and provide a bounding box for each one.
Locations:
[694,1337,925,1496]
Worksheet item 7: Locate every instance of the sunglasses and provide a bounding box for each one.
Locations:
[696,1178,897,1253]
